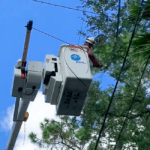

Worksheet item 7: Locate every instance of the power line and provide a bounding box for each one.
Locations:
[32,27,71,45]
[78,17,84,45]
[32,0,96,14]
[114,55,150,150]
[116,0,121,39]
[94,0,144,149]
[113,5,146,150]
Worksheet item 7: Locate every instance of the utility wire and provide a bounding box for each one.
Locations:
[77,0,86,45]
[78,17,84,45]
[116,0,121,39]
[113,4,146,150]
[32,27,71,45]
[114,55,150,150]
[94,0,144,149]
[32,0,96,14]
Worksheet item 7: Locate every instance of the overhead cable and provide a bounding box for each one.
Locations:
[94,0,144,149]
[114,55,150,150]
[116,0,121,39]
[78,16,85,45]
[32,0,96,14]
[114,4,146,150]
[32,27,71,45]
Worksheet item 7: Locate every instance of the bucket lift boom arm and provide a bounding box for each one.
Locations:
[6,21,43,150]
[6,22,92,150]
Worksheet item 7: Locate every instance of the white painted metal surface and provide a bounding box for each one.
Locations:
[6,100,30,150]
[12,66,25,97]
[56,45,92,116]
[6,61,43,150]
[46,73,62,105]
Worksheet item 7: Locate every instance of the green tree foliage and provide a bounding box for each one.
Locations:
[29,117,91,150]
[29,0,150,149]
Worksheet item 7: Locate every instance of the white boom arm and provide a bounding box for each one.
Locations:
[6,22,92,150]
[6,100,30,150]
[6,61,43,150]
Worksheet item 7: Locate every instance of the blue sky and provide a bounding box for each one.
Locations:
[0,0,115,149]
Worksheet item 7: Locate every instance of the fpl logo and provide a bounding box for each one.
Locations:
[71,54,85,64]
[71,54,81,61]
